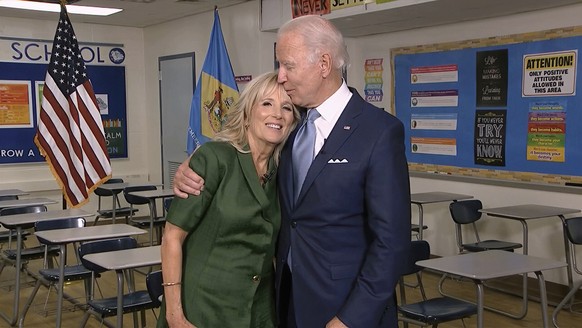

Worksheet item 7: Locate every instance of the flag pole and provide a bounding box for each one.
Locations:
[61,0,67,210]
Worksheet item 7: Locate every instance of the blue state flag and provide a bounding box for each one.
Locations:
[187,8,239,154]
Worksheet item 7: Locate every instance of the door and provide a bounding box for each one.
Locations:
[159,53,195,187]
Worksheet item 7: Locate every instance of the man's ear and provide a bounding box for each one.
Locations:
[320,53,332,78]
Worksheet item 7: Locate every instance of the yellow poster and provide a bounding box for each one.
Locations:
[0,81,33,128]
[331,0,366,11]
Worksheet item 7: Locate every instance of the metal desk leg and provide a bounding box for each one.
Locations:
[534,271,550,328]
[116,270,124,328]
[55,244,66,328]
[414,203,424,240]
[475,281,484,328]
[149,200,156,246]
[438,269,528,319]
[553,279,582,327]
[559,216,573,286]
[112,193,117,224]
[0,227,23,326]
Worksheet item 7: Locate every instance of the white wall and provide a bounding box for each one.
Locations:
[347,3,582,285]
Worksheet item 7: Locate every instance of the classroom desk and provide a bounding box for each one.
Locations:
[127,189,173,246]
[82,245,161,328]
[463,204,580,320]
[410,192,473,239]
[0,197,57,210]
[0,189,29,198]
[0,209,91,326]
[479,204,580,298]
[94,183,156,223]
[479,204,580,255]
[35,224,146,328]
[418,250,566,328]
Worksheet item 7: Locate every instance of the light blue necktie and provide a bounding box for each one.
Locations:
[292,109,320,202]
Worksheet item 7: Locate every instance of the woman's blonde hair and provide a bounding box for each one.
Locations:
[213,71,300,165]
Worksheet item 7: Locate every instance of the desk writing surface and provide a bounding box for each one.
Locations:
[97,182,156,191]
[0,209,91,229]
[83,245,161,270]
[0,197,57,209]
[35,224,145,245]
[417,250,566,280]
[479,204,580,219]
[129,189,174,199]
[95,182,130,191]
[0,189,28,197]
[410,192,473,204]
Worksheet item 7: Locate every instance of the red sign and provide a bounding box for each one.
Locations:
[291,0,331,18]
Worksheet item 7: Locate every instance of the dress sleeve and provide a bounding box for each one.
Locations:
[166,143,223,232]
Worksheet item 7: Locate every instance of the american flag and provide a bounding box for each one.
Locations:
[34,4,112,208]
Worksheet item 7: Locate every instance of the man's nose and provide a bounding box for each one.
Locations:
[277,69,286,83]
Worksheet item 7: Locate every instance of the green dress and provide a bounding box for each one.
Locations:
[157,142,280,328]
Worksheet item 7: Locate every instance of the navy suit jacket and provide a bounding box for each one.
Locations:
[275,89,411,328]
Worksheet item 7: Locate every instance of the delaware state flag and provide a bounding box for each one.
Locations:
[187,8,239,153]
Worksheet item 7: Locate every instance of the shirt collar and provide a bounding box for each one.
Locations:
[315,80,352,124]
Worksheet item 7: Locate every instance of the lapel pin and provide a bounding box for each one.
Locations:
[343,126,351,130]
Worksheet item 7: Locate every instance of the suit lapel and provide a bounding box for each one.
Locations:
[295,92,363,205]
[237,149,270,219]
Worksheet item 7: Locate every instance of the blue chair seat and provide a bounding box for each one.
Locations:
[96,207,138,218]
[87,291,155,316]
[130,217,166,227]
[0,230,29,243]
[463,240,521,252]
[38,264,93,282]
[411,224,428,233]
[3,245,59,261]
[399,296,478,324]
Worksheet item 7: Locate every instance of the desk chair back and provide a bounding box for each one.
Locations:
[164,198,172,212]
[449,200,522,253]
[35,217,85,231]
[123,186,166,245]
[35,217,86,265]
[94,179,139,225]
[0,204,46,246]
[123,185,157,222]
[123,185,157,206]
[554,217,582,326]
[18,217,91,326]
[0,204,47,217]
[78,237,139,305]
[95,178,125,211]
[0,205,49,264]
[79,237,138,273]
[398,240,477,327]
[146,270,164,308]
[564,217,582,246]
[563,217,582,277]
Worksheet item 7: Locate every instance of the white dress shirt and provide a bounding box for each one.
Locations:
[312,81,353,155]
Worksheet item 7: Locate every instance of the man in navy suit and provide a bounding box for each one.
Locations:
[174,15,411,328]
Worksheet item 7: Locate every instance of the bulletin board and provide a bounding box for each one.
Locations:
[0,62,128,164]
[392,26,582,186]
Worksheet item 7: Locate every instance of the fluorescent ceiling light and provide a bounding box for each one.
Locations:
[0,0,122,16]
